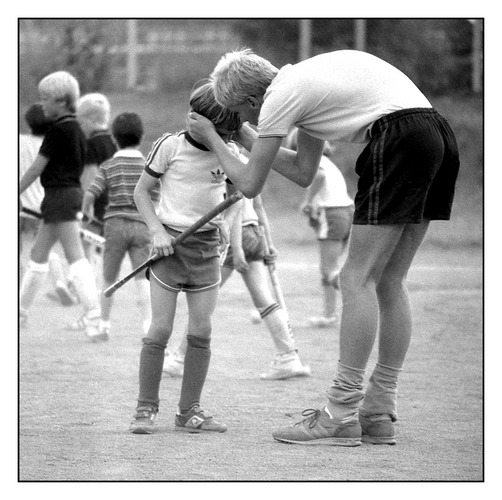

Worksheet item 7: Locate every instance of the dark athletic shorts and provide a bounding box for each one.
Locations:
[353,108,460,225]
[222,224,266,268]
[148,226,221,293]
[40,186,83,223]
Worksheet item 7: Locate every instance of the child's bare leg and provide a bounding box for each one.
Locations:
[242,261,296,353]
[318,239,347,319]
[178,287,219,412]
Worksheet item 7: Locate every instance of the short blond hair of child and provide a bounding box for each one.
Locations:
[210,48,278,108]
[38,71,80,113]
[77,93,111,130]
[190,81,241,132]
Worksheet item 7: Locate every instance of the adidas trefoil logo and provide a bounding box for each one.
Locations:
[211,169,226,184]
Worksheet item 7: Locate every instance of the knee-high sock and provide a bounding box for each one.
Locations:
[20,260,48,313]
[137,337,167,410]
[360,362,401,421]
[178,335,211,413]
[325,361,365,422]
[260,303,296,354]
[68,258,99,314]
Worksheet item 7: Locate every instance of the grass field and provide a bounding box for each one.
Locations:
[17,92,484,484]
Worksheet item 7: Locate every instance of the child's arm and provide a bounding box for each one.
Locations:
[82,191,96,221]
[228,199,248,273]
[82,166,106,221]
[19,154,48,194]
[134,172,176,257]
[300,167,325,215]
[253,195,277,266]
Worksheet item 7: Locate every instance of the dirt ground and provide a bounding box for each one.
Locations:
[17,226,483,484]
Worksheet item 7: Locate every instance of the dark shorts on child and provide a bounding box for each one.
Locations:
[222,224,266,268]
[148,226,221,293]
[309,205,354,240]
[353,108,460,225]
[103,217,152,283]
[41,187,83,223]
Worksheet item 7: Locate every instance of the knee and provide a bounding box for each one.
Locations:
[145,322,172,344]
[376,274,407,301]
[188,320,212,339]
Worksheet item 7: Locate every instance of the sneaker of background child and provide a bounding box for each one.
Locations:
[250,309,262,324]
[260,351,312,380]
[97,319,110,341]
[272,407,362,446]
[129,405,158,434]
[359,413,397,445]
[84,311,107,342]
[175,405,227,433]
[308,315,338,328]
[162,351,184,377]
[65,313,88,331]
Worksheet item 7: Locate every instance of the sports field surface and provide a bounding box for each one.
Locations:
[18,224,482,482]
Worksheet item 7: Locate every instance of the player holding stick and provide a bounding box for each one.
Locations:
[129,82,242,435]
[187,49,460,446]
[163,193,311,380]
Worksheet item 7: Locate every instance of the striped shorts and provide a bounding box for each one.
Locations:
[353,108,460,225]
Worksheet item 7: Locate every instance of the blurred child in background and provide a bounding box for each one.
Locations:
[163,193,312,380]
[19,71,102,341]
[82,112,159,341]
[19,103,77,306]
[129,82,241,434]
[289,131,354,327]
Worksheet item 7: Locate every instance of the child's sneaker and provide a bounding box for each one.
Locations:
[129,405,158,434]
[163,351,184,377]
[250,309,262,324]
[272,407,362,446]
[260,351,312,380]
[359,414,396,445]
[55,280,78,306]
[308,315,338,328]
[84,311,107,343]
[175,405,227,433]
[65,313,88,331]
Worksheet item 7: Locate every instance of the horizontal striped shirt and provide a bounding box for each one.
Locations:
[88,149,160,222]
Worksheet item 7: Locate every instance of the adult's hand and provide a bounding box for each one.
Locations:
[186,111,219,148]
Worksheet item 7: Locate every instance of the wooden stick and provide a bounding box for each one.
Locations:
[103,191,243,297]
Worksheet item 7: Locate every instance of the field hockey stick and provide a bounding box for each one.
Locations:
[103,191,244,297]
[259,210,289,315]
[20,206,105,248]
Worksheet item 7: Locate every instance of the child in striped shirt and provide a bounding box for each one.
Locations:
[82,112,159,340]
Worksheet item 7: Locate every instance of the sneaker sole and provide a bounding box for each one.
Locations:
[274,436,361,446]
[361,435,396,445]
[130,426,155,435]
[260,366,312,380]
[174,425,227,433]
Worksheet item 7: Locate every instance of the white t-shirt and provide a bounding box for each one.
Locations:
[311,155,354,209]
[19,134,44,215]
[145,131,239,232]
[258,50,431,144]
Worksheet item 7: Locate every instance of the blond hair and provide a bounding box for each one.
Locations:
[38,71,80,113]
[77,93,111,128]
[190,81,241,131]
[210,48,278,107]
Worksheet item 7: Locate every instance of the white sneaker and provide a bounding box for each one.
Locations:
[250,309,262,324]
[84,311,107,343]
[163,351,185,377]
[260,351,312,380]
[308,315,338,328]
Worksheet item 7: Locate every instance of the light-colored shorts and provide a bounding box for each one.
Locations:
[309,205,354,241]
[222,224,266,268]
[103,217,152,283]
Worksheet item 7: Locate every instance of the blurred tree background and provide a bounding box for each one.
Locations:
[18,18,483,248]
